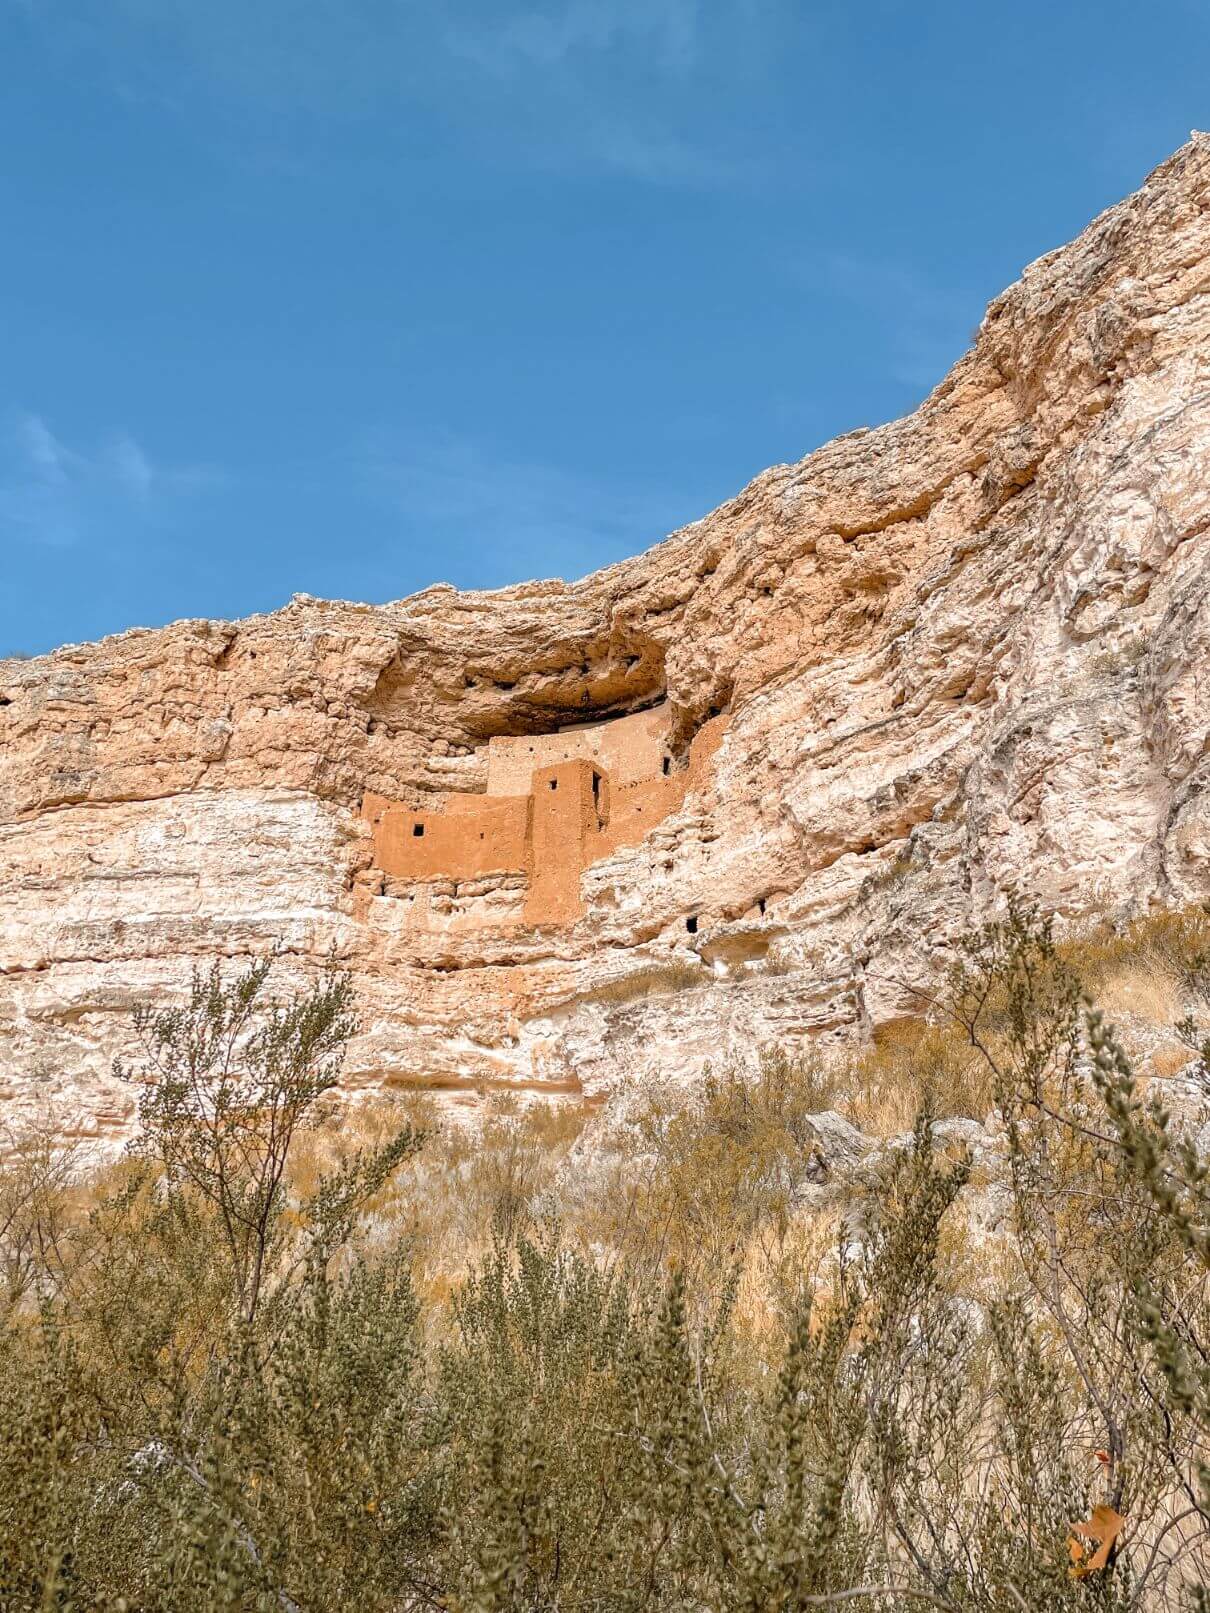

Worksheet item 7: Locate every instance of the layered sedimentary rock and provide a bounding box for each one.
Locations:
[4,136,1210,1145]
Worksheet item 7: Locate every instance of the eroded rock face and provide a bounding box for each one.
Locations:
[4,136,1210,1145]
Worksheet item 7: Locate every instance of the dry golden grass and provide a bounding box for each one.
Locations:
[732,1208,845,1355]
[1147,1044,1194,1080]
[272,904,1210,1326]
[1062,921,1185,1027]
[1060,907,1210,1008]
[580,958,705,1006]
[312,1095,596,1310]
[838,1019,994,1136]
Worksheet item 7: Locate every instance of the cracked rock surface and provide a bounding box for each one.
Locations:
[4,136,1210,1144]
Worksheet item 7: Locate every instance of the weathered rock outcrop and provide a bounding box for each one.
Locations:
[4,136,1210,1145]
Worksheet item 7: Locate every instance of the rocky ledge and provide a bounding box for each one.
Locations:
[4,136,1210,1144]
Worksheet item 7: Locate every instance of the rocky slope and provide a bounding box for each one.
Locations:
[4,136,1210,1146]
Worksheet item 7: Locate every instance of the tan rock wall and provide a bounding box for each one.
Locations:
[4,136,1210,1145]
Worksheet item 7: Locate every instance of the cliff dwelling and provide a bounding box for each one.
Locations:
[362,703,728,926]
[6,136,1210,1145]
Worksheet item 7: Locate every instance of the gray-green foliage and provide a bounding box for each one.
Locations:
[1,958,427,1611]
[0,915,1207,1610]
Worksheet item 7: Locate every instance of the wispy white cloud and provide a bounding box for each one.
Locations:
[108,431,154,499]
[34,0,750,189]
[360,430,688,581]
[447,0,701,75]
[807,251,979,394]
[0,412,222,547]
[578,116,740,185]
[442,0,738,186]
[18,414,76,483]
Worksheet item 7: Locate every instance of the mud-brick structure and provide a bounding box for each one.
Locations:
[362,704,728,926]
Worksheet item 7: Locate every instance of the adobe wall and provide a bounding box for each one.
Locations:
[362,710,728,924]
[523,759,602,926]
[592,714,727,860]
[364,791,529,881]
[486,703,671,795]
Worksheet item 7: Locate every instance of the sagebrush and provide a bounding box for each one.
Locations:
[1,910,1208,1609]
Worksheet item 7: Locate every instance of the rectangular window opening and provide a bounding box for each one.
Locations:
[662,756,671,776]
[413,823,425,837]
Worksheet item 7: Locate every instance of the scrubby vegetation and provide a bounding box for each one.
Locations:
[2,909,1209,1609]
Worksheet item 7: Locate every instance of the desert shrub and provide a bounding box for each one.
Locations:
[841,1017,995,1134]
[433,1229,713,1604]
[944,905,1210,1606]
[0,1120,82,1308]
[1,917,1209,1608]
[0,958,429,1611]
[613,1048,840,1280]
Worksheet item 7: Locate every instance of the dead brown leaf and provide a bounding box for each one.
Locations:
[1068,1505,1126,1578]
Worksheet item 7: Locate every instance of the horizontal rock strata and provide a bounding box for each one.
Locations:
[4,135,1210,1145]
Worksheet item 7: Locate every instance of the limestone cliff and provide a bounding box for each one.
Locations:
[4,136,1210,1144]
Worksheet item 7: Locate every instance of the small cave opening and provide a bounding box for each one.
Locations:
[549,779,558,791]
[686,915,699,934]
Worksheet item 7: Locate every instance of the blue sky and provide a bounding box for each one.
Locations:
[2,1,1208,656]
